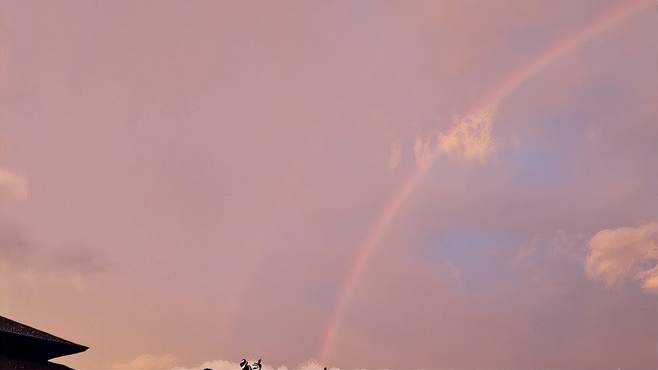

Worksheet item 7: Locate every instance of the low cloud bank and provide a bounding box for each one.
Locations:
[113,356,342,370]
[112,354,177,370]
[115,355,415,370]
[173,360,335,370]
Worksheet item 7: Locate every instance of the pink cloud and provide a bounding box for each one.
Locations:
[113,354,177,370]
[413,108,495,170]
[0,168,28,200]
[586,222,657,292]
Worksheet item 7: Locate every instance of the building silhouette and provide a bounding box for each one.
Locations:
[0,315,87,370]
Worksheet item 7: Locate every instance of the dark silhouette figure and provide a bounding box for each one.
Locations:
[240,359,252,370]
[252,359,262,370]
[205,357,262,370]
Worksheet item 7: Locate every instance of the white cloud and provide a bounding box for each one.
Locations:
[169,359,412,370]
[171,359,334,370]
[172,359,239,370]
[113,353,177,370]
[585,222,657,293]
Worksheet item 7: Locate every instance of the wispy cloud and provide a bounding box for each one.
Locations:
[0,226,106,293]
[436,109,494,162]
[0,167,29,200]
[414,108,495,169]
[0,135,29,200]
[585,222,657,293]
[413,134,433,170]
[0,227,31,267]
[515,229,587,263]
[113,353,177,370]
[387,140,402,171]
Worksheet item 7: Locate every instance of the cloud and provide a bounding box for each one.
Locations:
[0,138,101,291]
[436,109,494,162]
[0,226,106,292]
[387,140,402,171]
[172,359,240,370]
[0,167,29,200]
[0,226,31,267]
[515,229,586,263]
[413,108,495,169]
[113,353,178,370]
[585,222,657,293]
[171,359,340,370]
[635,265,658,292]
[48,248,106,275]
[413,134,433,170]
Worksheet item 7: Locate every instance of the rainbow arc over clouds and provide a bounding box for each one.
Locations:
[319,0,652,361]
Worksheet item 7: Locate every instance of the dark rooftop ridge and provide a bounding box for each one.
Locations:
[0,315,88,361]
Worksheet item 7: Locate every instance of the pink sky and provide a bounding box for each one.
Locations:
[0,1,656,369]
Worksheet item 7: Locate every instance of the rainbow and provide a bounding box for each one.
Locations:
[319,0,652,361]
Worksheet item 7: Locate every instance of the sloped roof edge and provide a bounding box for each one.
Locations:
[0,315,88,359]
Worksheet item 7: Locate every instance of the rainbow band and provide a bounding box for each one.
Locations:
[319,0,652,361]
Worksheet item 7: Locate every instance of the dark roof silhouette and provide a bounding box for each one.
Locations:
[0,315,88,362]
